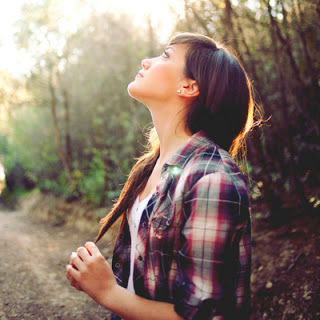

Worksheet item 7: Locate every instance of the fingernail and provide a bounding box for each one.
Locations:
[71,252,77,258]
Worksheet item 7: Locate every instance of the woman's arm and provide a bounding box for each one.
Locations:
[174,171,251,319]
[66,242,184,320]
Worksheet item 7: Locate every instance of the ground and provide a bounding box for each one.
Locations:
[250,212,320,320]
[0,208,113,320]
[0,201,319,320]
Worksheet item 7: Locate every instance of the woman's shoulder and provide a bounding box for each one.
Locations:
[186,138,242,174]
[180,138,249,193]
[166,131,248,196]
[177,131,238,170]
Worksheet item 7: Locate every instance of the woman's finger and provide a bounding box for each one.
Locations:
[85,242,100,257]
[76,246,90,262]
[66,265,83,292]
[69,252,78,270]
[71,251,86,271]
[66,270,72,281]
[67,261,81,280]
[66,269,83,291]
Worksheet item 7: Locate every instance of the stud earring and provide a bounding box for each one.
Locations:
[177,89,181,94]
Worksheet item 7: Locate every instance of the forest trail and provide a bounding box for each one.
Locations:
[0,209,112,320]
[0,206,319,320]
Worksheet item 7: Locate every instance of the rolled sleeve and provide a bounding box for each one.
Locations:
[174,172,250,319]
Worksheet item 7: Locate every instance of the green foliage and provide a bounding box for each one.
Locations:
[78,150,107,205]
[1,4,152,207]
[2,0,319,219]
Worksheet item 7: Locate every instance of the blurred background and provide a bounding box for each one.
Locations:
[1,0,319,216]
[0,0,319,318]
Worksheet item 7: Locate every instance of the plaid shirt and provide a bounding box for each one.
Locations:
[111,131,251,320]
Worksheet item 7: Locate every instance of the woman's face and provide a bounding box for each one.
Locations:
[127,44,188,106]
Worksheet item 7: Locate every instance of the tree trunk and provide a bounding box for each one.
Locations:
[224,0,241,57]
[62,88,72,165]
[247,130,279,213]
[292,0,317,85]
[267,11,310,212]
[265,0,304,87]
[49,69,71,183]
[231,10,259,83]
[185,0,211,36]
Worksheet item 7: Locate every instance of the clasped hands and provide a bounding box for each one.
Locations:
[65,241,117,306]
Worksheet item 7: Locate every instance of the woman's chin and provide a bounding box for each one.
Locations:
[127,82,145,103]
[127,81,138,99]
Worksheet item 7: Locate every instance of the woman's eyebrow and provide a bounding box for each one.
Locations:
[166,46,175,51]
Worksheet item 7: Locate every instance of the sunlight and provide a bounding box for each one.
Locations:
[0,0,185,76]
[0,163,5,195]
[62,0,186,42]
[0,0,30,77]
[0,166,5,181]
[101,0,185,39]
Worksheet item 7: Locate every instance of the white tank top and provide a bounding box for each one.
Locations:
[126,193,153,293]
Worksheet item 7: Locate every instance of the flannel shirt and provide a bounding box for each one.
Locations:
[111,131,251,320]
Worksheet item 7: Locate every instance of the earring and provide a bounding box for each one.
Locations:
[177,89,181,94]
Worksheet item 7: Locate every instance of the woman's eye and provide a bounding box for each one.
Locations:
[161,50,169,58]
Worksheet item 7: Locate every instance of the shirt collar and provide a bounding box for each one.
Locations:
[164,130,215,169]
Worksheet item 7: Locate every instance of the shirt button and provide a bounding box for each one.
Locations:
[142,221,146,228]
[138,255,143,261]
[156,228,164,239]
[115,263,120,269]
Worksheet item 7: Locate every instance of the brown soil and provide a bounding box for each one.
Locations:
[250,213,320,320]
[0,208,113,320]
[0,197,319,320]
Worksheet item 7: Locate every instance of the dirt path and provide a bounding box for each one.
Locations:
[1,205,319,320]
[0,209,114,320]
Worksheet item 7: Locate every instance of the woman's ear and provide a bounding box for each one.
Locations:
[179,80,199,98]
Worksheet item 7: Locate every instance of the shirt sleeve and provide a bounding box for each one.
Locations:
[174,172,251,319]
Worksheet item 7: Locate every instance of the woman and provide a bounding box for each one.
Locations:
[66,32,256,320]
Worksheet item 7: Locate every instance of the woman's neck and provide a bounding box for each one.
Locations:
[150,107,192,167]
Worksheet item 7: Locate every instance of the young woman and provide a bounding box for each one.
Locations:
[66,32,256,320]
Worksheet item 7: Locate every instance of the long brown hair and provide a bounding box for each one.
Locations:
[95,32,257,243]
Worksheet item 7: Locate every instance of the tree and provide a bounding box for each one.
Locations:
[7,1,155,205]
[173,0,320,218]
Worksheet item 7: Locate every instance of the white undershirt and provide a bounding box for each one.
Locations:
[126,193,153,293]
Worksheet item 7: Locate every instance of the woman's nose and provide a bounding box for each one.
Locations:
[141,58,152,70]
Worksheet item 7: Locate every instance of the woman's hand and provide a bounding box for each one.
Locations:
[66,242,184,320]
[65,242,117,306]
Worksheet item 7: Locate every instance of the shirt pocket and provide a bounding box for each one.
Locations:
[150,205,175,240]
